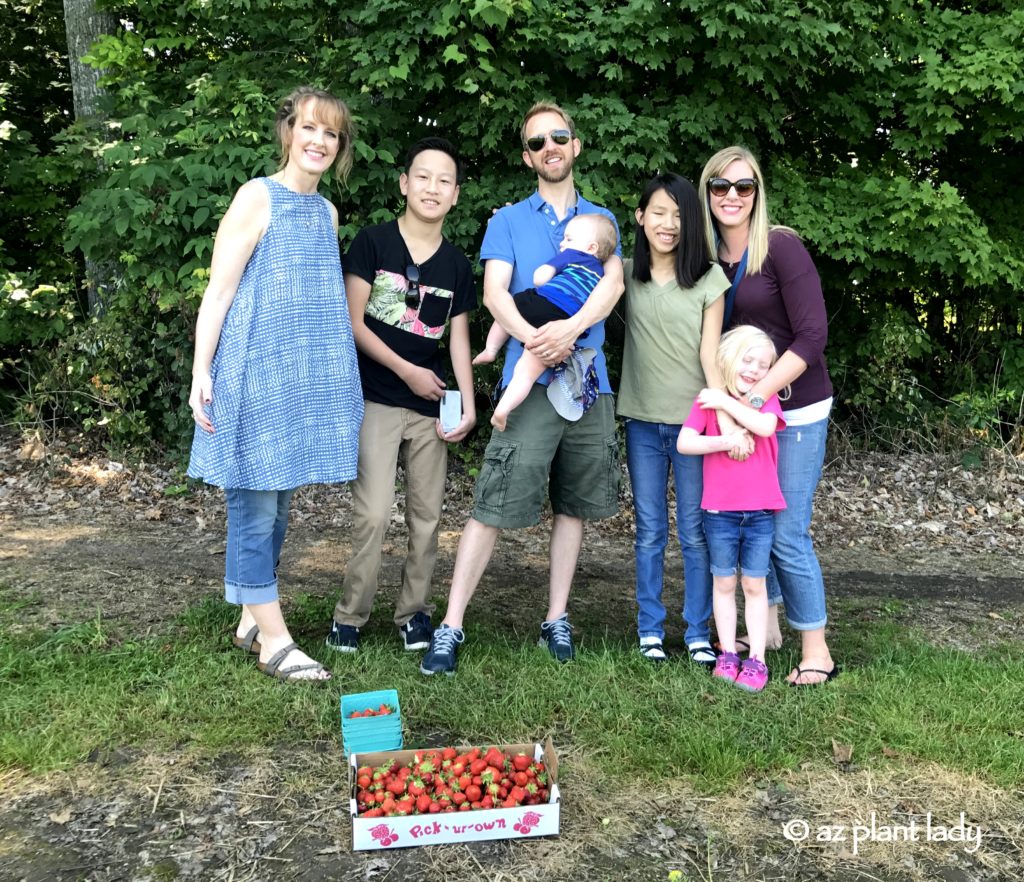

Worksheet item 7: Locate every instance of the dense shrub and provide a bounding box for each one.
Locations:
[2,0,1022,452]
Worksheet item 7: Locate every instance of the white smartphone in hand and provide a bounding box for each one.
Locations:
[440,391,462,434]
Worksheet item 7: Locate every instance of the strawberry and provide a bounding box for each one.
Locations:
[441,746,457,761]
[484,746,506,769]
[386,778,406,796]
[406,777,425,797]
[469,758,487,775]
[511,752,532,771]
[513,771,529,787]
[416,794,432,814]
[465,784,481,802]
[510,785,527,803]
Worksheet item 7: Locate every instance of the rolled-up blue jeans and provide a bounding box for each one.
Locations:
[625,419,712,643]
[767,417,829,629]
[224,487,294,605]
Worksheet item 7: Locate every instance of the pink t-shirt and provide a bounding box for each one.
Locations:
[682,395,787,511]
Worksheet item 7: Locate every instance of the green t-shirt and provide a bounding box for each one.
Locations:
[616,259,729,423]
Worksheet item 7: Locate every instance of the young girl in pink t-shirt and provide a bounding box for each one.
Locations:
[676,326,787,692]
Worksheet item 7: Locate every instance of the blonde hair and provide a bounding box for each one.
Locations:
[699,145,796,275]
[275,87,355,182]
[572,213,617,261]
[717,325,779,398]
[519,101,576,149]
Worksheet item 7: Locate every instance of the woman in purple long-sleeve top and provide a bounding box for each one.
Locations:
[698,146,839,686]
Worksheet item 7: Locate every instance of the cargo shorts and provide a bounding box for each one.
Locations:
[472,385,620,528]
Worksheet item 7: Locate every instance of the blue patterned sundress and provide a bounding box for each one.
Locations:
[187,177,363,490]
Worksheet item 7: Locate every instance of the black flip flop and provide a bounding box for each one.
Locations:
[789,663,841,687]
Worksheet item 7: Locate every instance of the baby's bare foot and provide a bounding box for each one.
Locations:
[472,349,498,366]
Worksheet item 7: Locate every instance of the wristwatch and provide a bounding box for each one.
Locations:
[747,393,765,409]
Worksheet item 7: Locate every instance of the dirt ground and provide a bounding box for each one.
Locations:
[1,435,1022,881]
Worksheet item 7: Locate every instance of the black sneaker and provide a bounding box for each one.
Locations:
[539,614,575,663]
[420,624,464,675]
[325,621,359,653]
[399,611,433,651]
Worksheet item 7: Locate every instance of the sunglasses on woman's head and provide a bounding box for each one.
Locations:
[405,264,420,308]
[708,178,758,198]
[525,129,572,152]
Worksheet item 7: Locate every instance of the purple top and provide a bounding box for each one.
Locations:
[721,229,833,410]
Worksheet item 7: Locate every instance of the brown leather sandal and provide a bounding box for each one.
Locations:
[232,625,262,656]
[257,642,331,682]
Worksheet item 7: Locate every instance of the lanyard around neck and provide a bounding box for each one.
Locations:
[722,248,748,329]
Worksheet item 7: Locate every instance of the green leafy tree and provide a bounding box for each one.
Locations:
[3,0,1022,449]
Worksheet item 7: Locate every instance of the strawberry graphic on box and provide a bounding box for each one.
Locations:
[514,811,542,834]
[369,823,399,847]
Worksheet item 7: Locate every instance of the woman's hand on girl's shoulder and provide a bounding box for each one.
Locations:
[697,387,729,409]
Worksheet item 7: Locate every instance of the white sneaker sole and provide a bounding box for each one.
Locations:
[325,638,358,654]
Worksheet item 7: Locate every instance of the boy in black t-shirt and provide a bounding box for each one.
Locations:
[326,137,476,654]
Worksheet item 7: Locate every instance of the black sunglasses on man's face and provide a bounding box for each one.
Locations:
[525,129,572,153]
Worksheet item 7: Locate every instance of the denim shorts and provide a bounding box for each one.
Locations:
[472,386,619,528]
[703,509,776,578]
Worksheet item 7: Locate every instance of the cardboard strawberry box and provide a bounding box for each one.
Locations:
[348,738,560,850]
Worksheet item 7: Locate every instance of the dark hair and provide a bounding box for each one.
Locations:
[405,136,463,185]
[631,172,709,288]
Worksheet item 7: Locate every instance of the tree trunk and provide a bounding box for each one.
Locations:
[63,0,118,312]
[63,0,117,123]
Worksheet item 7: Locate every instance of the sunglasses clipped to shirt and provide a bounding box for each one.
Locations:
[525,129,573,152]
[405,264,420,308]
[707,177,758,198]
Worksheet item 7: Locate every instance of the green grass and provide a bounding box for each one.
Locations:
[2,594,1022,790]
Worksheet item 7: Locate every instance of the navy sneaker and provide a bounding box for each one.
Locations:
[399,611,433,651]
[325,621,359,653]
[420,624,464,675]
[539,613,575,663]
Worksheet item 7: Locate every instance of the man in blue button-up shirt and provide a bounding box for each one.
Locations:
[421,102,625,675]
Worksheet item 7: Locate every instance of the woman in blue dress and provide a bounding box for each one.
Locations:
[188,87,363,682]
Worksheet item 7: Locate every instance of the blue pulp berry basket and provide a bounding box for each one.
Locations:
[341,689,403,757]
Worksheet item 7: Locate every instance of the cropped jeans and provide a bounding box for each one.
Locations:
[625,419,712,644]
[768,416,829,629]
[224,487,294,606]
